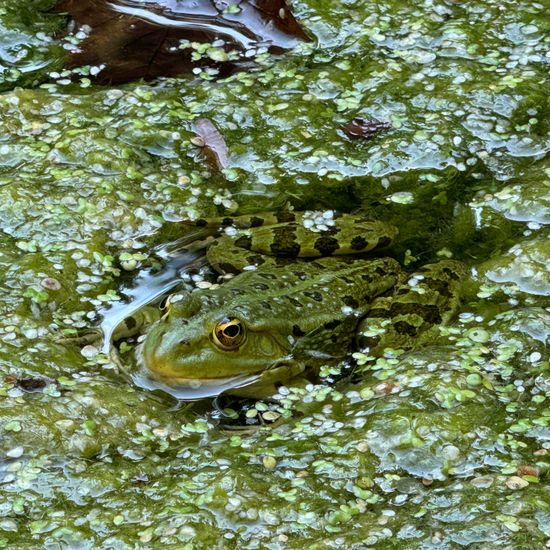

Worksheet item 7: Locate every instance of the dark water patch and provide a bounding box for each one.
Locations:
[55,0,310,83]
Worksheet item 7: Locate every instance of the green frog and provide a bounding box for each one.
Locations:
[136,211,466,398]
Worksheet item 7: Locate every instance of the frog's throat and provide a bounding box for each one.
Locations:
[133,358,305,401]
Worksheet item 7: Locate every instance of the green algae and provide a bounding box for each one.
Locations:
[0,0,549,547]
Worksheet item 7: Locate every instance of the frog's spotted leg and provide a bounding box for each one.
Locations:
[206,213,399,273]
[357,260,467,354]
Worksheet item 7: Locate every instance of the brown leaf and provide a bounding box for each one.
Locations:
[55,0,310,84]
[192,118,230,170]
[340,118,391,141]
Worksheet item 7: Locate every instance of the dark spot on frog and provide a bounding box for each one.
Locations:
[250,216,265,227]
[394,321,418,336]
[195,219,208,227]
[125,316,137,330]
[274,257,292,267]
[283,295,303,307]
[350,236,368,250]
[277,211,296,223]
[270,226,301,258]
[314,236,340,255]
[259,273,277,280]
[293,325,306,337]
[254,283,269,290]
[377,236,392,249]
[292,271,307,280]
[235,235,253,249]
[304,291,323,302]
[338,275,355,284]
[260,301,272,310]
[423,277,452,297]
[324,319,342,330]
[230,287,245,295]
[221,217,234,226]
[310,261,327,270]
[343,296,359,308]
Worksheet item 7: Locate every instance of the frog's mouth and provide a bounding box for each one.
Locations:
[131,370,263,401]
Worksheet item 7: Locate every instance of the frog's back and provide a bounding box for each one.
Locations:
[213,256,403,356]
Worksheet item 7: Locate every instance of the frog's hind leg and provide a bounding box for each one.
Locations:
[356,260,467,354]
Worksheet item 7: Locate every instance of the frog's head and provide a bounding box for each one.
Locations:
[141,299,291,387]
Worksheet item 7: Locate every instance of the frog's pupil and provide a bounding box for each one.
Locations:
[224,324,240,338]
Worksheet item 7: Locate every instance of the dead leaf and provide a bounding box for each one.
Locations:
[192,118,230,170]
[55,0,310,84]
[340,118,391,140]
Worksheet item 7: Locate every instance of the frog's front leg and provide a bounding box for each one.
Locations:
[356,260,467,354]
[58,307,159,351]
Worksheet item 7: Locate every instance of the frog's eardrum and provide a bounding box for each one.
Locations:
[55,0,310,84]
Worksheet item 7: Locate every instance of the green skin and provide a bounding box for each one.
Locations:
[138,212,466,397]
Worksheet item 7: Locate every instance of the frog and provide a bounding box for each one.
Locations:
[136,211,466,399]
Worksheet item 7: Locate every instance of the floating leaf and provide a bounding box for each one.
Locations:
[340,118,391,140]
[192,118,230,170]
[55,0,310,83]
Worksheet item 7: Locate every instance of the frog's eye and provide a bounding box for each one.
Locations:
[212,317,246,350]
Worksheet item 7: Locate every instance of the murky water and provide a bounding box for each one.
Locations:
[0,0,548,547]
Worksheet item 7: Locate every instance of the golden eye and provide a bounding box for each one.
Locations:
[212,317,246,350]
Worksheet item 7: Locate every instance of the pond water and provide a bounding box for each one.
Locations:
[0,0,548,547]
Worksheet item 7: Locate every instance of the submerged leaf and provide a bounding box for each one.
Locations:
[55,0,310,83]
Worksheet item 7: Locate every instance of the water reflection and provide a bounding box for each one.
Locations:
[99,232,209,353]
